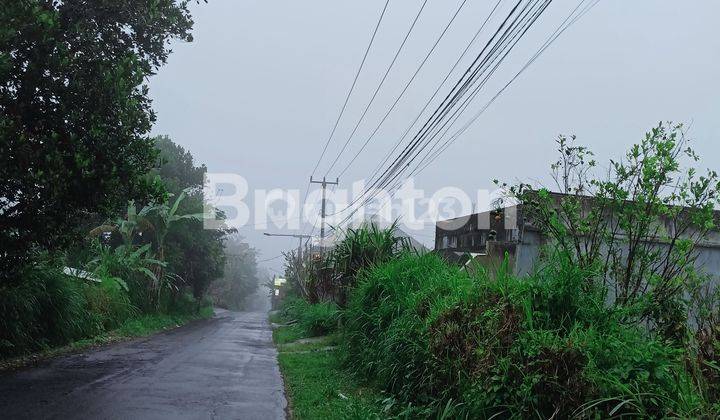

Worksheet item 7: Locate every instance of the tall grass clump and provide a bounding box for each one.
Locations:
[327,221,408,306]
[83,274,138,330]
[341,252,708,418]
[281,297,340,337]
[0,254,143,358]
[0,262,94,356]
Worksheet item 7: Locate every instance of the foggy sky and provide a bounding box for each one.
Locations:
[149,0,720,275]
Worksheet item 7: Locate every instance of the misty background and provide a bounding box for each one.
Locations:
[149,0,720,276]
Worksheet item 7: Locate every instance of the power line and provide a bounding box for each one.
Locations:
[309,0,391,178]
[323,0,432,177]
[336,0,592,227]
[300,0,392,236]
[411,0,601,177]
[332,0,538,220]
[384,0,552,184]
[336,0,484,180]
[367,0,601,217]
[359,0,537,200]
[322,0,598,231]
[374,0,547,190]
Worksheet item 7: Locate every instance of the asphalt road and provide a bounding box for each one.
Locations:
[0,310,287,420]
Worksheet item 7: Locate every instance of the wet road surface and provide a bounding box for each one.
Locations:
[0,310,286,419]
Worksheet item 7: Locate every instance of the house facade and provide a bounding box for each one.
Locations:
[434,195,720,280]
[434,204,535,273]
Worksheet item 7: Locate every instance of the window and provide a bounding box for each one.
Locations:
[479,232,487,245]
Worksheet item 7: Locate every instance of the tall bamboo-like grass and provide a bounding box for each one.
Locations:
[0,252,144,357]
[0,262,93,355]
[327,221,409,305]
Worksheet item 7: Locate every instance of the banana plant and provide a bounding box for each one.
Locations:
[125,190,202,308]
[88,190,201,309]
[86,242,165,293]
[89,200,154,248]
[146,190,203,261]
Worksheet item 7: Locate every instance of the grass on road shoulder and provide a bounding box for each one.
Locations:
[271,310,387,419]
[0,307,214,371]
[273,323,307,345]
[279,349,386,419]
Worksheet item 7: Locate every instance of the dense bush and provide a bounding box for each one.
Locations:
[0,251,213,358]
[84,273,138,331]
[281,297,340,337]
[287,221,409,305]
[0,259,136,356]
[342,252,710,418]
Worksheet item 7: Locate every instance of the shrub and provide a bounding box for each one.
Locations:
[298,301,340,336]
[83,274,138,331]
[164,291,209,315]
[282,298,340,337]
[326,221,409,306]
[498,124,720,337]
[342,253,471,404]
[0,262,95,356]
[86,240,161,313]
[341,252,708,417]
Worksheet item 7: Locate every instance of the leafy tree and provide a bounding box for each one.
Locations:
[0,1,195,284]
[153,136,235,298]
[153,135,205,195]
[208,236,260,310]
[498,123,720,337]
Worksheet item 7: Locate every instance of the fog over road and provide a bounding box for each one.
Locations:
[0,310,286,420]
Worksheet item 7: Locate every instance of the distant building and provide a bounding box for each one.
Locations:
[435,204,528,274]
[435,193,720,278]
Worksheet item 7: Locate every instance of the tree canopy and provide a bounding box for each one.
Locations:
[0,1,194,283]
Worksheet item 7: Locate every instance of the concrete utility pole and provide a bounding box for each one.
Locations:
[264,233,313,299]
[263,233,313,263]
[310,176,339,251]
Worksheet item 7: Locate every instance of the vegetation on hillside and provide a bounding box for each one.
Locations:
[0,0,195,284]
[207,236,261,310]
[0,134,261,358]
[277,125,720,418]
[0,2,260,357]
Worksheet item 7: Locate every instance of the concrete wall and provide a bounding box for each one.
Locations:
[514,232,720,289]
[515,230,544,276]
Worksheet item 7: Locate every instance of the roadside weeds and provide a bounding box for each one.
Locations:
[0,310,213,373]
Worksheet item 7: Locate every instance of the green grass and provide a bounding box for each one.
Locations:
[116,311,209,336]
[279,349,386,420]
[276,335,336,353]
[271,306,387,420]
[340,252,712,418]
[273,324,307,345]
[0,307,213,371]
